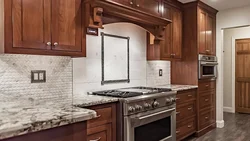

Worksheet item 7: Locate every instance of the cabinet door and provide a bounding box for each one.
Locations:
[206,14,216,56]
[110,0,132,6]
[12,0,51,50]
[198,8,207,55]
[172,7,182,59]
[87,124,112,141]
[134,0,162,16]
[160,4,172,59]
[51,0,82,52]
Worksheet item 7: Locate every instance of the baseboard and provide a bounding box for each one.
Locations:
[223,107,234,113]
[216,120,224,128]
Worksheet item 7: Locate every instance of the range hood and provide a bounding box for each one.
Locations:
[84,0,172,40]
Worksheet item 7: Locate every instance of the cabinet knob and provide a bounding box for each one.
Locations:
[54,42,59,46]
[47,42,51,46]
[206,50,210,52]
[137,4,140,7]
[130,1,133,5]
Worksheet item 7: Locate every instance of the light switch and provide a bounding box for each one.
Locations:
[31,70,46,83]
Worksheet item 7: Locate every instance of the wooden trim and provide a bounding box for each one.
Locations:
[195,123,216,137]
[0,0,4,53]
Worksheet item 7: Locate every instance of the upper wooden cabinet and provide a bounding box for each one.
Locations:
[147,0,183,60]
[110,0,162,16]
[198,7,216,56]
[3,0,86,57]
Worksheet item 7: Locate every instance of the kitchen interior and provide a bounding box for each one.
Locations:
[1,0,250,141]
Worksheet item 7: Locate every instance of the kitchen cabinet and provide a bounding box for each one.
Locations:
[111,0,162,16]
[86,103,117,141]
[3,0,86,57]
[198,8,216,56]
[2,122,87,141]
[176,89,197,141]
[197,79,216,136]
[147,0,183,60]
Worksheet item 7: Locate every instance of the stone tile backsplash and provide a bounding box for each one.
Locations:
[0,54,72,105]
[73,23,171,96]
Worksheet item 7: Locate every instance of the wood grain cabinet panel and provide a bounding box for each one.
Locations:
[51,0,82,52]
[147,0,183,61]
[176,102,196,121]
[11,0,51,50]
[135,0,162,16]
[4,0,86,57]
[110,0,132,6]
[176,117,196,141]
[198,8,216,56]
[87,124,112,141]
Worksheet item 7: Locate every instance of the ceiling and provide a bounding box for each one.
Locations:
[178,0,250,11]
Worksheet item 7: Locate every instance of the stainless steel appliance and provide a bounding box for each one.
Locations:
[92,87,177,141]
[199,54,218,79]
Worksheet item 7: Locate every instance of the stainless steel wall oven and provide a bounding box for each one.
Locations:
[199,54,218,79]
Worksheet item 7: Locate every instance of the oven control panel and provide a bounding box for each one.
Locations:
[124,96,176,115]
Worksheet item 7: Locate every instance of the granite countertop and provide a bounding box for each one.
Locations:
[155,84,198,91]
[73,95,119,107]
[0,101,97,140]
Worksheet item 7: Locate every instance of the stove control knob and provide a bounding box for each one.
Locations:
[144,103,151,109]
[153,101,160,108]
[135,105,143,111]
[128,106,135,113]
[166,98,172,104]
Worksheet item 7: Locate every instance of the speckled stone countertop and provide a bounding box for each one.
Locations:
[73,95,119,107]
[0,101,97,140]
[154,84,198,91]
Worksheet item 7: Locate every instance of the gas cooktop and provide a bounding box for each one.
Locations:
[92,87,172,98]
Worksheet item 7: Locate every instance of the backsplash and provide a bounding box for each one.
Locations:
[73,23,171,96]
[0,54,72,105]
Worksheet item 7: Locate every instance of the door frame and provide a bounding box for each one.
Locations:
[232,37,250,113]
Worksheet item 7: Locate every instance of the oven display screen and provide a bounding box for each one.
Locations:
[134,117,171,141]
[203,66,214,75]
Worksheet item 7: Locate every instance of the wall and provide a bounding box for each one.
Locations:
[223,26,250,112]
[216,5,250,128]
[73,23,171,96]
[0,54,73,106]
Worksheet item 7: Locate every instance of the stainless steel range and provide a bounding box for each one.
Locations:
[92,87,177,141]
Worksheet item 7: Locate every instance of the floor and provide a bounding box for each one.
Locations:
[186,112,250,141]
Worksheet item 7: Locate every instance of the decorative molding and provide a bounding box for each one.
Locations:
[216,120,225,128]
[223,107,234,113]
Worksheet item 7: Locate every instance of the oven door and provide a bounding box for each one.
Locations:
[124,107,176,141]
[199,61,218,79]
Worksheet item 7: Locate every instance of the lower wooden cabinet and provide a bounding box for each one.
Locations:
[86,103,117,141]
[176,89,197,141]
[2,122,87,141]
[196,79,216,136]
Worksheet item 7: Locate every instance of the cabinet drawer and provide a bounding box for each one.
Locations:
[176,102,196,121]
[176,90,196,105]
[199,93,215,110]
[87,107,112,128]
[87,124,112,141]
[199,80,216,92]
[176,117,196,140]
[199,108,215,130]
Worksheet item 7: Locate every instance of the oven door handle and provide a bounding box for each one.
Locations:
[137,108,175,120]
[200,62,218,65]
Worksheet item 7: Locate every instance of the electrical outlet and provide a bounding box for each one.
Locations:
[159,69,163,77]
[31,70,46,83]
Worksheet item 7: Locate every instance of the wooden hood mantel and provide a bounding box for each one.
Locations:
[84,0,172,39]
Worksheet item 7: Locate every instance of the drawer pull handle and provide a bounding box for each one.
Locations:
[176,130,180,134]
[205,99,209,102]
[188,125,192,128]
[205,84,209,87]
[188,95,192,97]
[95,115,101,119]
[176,98,180,100]
[205,117,209,120]
[188,107,192,110]
[90,137,101,141]
[176,112,180,115]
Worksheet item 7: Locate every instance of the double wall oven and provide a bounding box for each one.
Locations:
[199,54,218,79]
